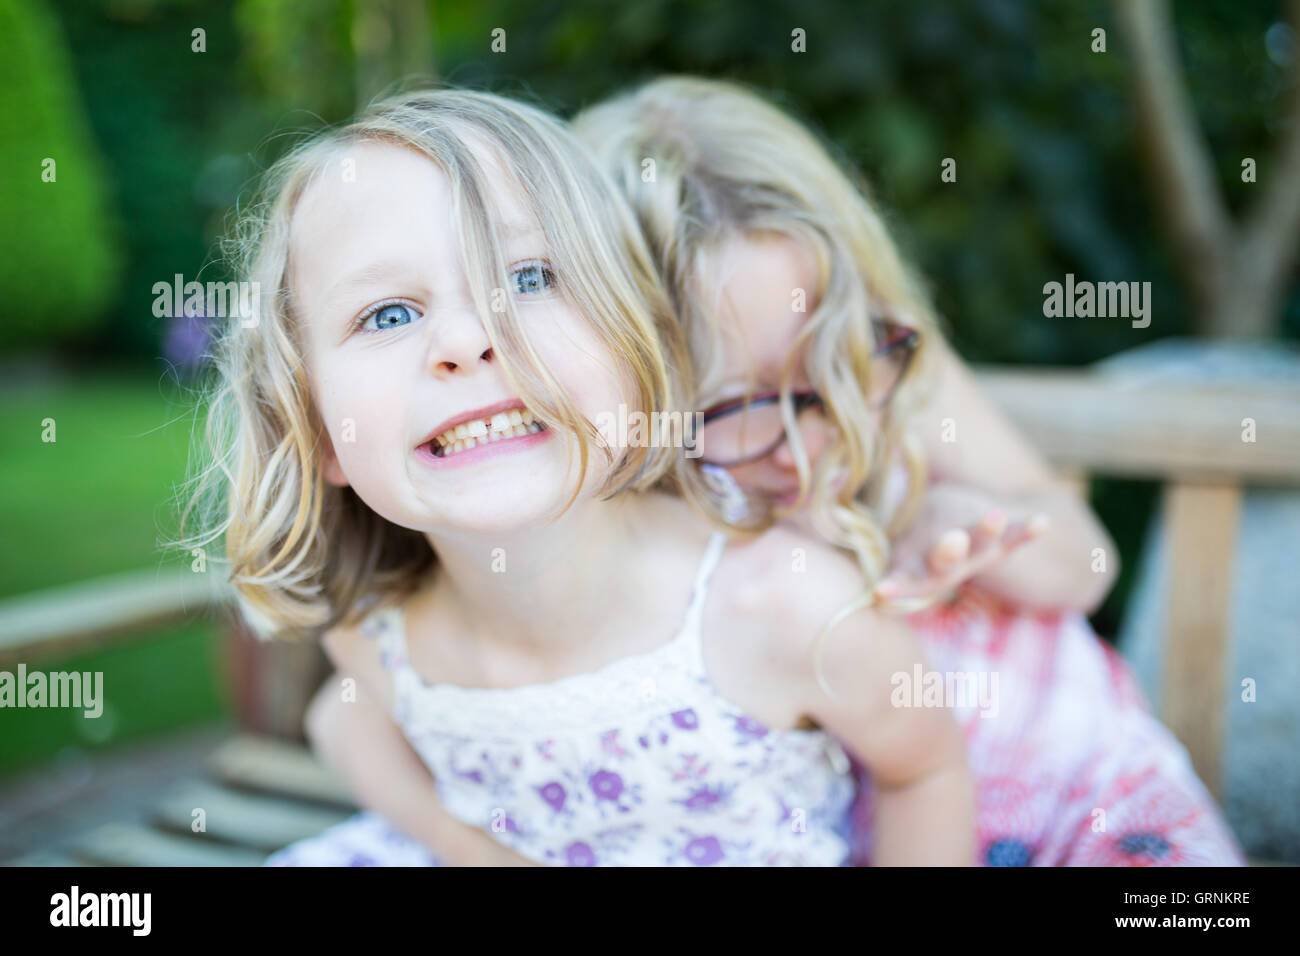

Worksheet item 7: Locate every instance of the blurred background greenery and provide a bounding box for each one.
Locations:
[1,0,1296,776]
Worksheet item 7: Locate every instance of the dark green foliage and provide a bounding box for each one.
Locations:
[18,0,1297,362]
[0,0,121,350]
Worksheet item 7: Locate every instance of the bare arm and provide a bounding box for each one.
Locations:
[761,546,975,865]
[910,336,1118,613]
[811,611,974,865]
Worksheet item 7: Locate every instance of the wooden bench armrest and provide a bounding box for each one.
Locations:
[0,569,233,668]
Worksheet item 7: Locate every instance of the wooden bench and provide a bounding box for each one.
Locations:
[2,735,357,866]
[977,369,1300,802]
[2,365,1297,865]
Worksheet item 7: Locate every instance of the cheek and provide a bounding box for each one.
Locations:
[315,363,404,471]
[537,309,631,418]
[720,460,769,494]
[806,417,836,454]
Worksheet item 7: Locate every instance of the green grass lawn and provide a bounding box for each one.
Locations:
[0,364,227,776]
[0,365,207,594]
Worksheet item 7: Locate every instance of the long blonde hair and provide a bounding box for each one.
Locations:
[175,88,692,641]
[573,76,941,597]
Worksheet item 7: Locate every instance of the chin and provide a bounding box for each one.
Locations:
[428,482,589,537]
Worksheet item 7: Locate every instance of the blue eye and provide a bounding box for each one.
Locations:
[511,261,556,296]
[359,302,420,332]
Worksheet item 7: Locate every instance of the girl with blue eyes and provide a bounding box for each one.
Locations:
[182,89,977,866]
[364,262,553,333]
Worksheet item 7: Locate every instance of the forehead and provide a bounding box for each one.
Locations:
[288,138,538,273]
[697,233,818,388]
[292,142,444,241]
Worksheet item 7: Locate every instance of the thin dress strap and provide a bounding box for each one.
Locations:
[680,531,728,639]
[360,604,414,711]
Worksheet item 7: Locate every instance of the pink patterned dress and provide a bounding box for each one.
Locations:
[842,587,1247,866]
[266,535,1246,866]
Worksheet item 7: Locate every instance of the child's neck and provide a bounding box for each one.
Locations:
[423,491,697,660]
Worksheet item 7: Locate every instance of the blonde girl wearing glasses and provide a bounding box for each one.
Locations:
[566,76,1245,867]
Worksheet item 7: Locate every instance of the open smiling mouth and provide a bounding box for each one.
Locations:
[427,408,548,459]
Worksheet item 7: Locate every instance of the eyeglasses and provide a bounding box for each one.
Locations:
[695,318,918,468]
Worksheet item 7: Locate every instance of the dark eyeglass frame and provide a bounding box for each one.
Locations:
[696,318,919,468]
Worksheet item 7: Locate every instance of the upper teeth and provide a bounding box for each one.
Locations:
[431,408,543,455]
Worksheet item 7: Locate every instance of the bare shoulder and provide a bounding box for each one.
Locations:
[708,524,925,723]
[319,602,400,715]
[710,524,871,633]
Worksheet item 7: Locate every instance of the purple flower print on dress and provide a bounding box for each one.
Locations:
[538,781,567,813]
[677,784,727,811]
[728,713,777,774]
[346,853,377,866]
[600,728,632,758]
[734,715,769,739]
[683,835,724,866]
[585,767,643,816]
[359,611,406,671]
[669,752,710,783]
[589,769,625,802]
[589,823,644,858]
[376,639,406,673]
[776,797,796,826]
[447,744,523,797]
[670,708,700,730]
[565,841,597,866]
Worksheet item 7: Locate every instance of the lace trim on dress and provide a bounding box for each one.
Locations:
[362,532,729,736]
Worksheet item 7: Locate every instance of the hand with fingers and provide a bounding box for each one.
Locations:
[872,482,1049,614]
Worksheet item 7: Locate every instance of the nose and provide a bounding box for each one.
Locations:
[426,303,495,379]
[771,408,831,471]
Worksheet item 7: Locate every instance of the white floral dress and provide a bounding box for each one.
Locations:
[267,531,859,866]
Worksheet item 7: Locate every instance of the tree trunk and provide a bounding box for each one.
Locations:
[1113,0,1300,340]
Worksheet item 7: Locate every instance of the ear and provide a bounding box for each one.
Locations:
[317,424,350,488]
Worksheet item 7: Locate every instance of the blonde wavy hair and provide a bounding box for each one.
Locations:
[175,88,692,642]
[573,77,947,696]
[573,76,943,588]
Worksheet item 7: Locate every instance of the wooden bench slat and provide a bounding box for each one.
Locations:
[151,780,353,852]
[208,734,357,809]
[0,568,233,667]
[2,850,101,867]
[66,822,268,867]
[974,370,1300,483]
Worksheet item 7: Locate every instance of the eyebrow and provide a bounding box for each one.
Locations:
[325,260,421,301]
[325,226,545,292]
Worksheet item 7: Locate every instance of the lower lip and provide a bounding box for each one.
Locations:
[414,427,552,469]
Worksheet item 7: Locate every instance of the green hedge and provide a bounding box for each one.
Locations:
[0,0,121,352]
